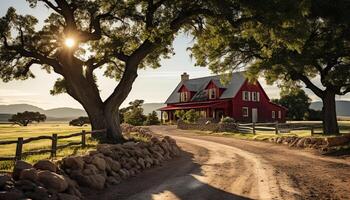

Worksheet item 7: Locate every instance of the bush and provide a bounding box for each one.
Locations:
[220,117,235,124]
[144,111,160,125]
[124,107,147,126]
[174,110,186,120]
[184,109,200,123]
[69,116,90,126]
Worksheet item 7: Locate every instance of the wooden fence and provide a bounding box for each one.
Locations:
[237,122,323,135]
[0,129,106,161]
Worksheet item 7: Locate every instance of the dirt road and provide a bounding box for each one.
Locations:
[87,126,350,200]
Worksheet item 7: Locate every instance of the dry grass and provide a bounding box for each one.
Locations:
[0,123,96,172]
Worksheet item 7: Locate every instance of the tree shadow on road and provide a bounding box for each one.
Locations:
[86,149,252,200]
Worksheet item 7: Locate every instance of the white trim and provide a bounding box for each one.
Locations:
[278,110,281,119]
[272,111,276,119]
[257,92,260,102]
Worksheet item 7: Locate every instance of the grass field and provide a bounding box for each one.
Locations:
[0,123,96,172]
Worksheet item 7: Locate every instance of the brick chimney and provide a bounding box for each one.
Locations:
[181,72,189,82]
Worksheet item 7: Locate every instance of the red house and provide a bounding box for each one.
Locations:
[160,72,287,123]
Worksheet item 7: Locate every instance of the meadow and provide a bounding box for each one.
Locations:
[0,122,96,172]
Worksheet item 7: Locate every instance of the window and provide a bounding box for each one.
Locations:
[272,111,276,119]
[242,91,251,101]
[278,111,282,119]
[242,107,249,117]
[252,92,260,102]
[180,92,189,102]
[208,88,216,99]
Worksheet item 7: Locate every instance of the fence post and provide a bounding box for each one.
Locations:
[51,134,57,158]
[311,127,314,136]
[81,130,86,148]
[252,122,256,135]
[275,122,279,135]
[15,137,23,161]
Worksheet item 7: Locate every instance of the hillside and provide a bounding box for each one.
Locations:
[310,100,350,116]
[0,103,166,121]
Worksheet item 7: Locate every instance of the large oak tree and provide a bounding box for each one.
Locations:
[191,0,350,134]
[0,0,214,143]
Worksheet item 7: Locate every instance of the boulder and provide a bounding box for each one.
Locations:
[82,164,98,175]
[34,160,57,172]
[25,186,50,200]
[19,168,38,182]
[91,156,106,171]
[63,156,84,170]
[75,174,105,190]
[13,161,33,180]
[14,179,36,192]
[104,157,121,172]
[37,171,68,192]
[326,136,350,147]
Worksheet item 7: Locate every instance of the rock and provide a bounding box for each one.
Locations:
[63,156,84,170]
[37,171,68,192]
[13,161,33,180]
[75,174,105,190]
[19,168,38,182]
[326,136,350,147]
[104,157,121,172]
[91,156,106,171]
[57,193,80,200]
[34,160,57,172]
[0,174,13,189]
[25,186,50,200]
[137,158,145,169]
[14,179,36,191]
[106,176,120,185]
[82,164,98,175]
[0,189,23,200]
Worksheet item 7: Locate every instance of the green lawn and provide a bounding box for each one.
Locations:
[0,123,96,172]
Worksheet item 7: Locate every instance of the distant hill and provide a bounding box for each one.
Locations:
[310,100,350,116]
[0,104,86,122]
[0,103,166,122]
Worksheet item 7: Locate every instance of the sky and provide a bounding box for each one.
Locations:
[0,1,349,109]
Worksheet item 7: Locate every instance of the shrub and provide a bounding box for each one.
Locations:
[144,111,160,125]
[184,109,200,123]
[174,110,186,120]
[69,116,90,126]
[124,107,147,126]
[220,117,235,124]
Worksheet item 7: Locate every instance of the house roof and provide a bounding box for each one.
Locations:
[165,72,247,104]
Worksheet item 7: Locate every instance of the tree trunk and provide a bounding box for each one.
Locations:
[86,106,124,143]
[322,90,339,135]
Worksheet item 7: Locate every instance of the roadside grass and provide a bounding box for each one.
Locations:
[191,121,350,141]
[0,123,95,172]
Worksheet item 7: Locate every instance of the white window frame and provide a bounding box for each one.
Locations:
[180,92,189,102]
[278,110,282,119]
[208,88,216,99]
[242,107,249,117]
[257,92,260,102]
[242,91,251,101]
[272,111,276,119]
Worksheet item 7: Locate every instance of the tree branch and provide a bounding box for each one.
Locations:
[290,71,324,98]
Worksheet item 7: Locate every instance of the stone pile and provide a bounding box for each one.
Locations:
[0,160,81,200]
[61,135,180,191]
[0,125,181,200]
[268,135,350,151]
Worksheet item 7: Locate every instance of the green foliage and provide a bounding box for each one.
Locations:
[174,110,186,120]
[69,116,90,126]
[273,87,311,120]
[144,111,160,126]
[184,109,200,123]
[220,116,235,124]
[305,109,323,121]
[8,111,46,126]
[123,99,147,126]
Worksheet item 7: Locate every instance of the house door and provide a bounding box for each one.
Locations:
[252,108,258,123]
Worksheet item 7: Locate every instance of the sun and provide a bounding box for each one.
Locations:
[64,38,75,48]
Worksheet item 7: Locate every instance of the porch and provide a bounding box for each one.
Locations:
[159,101,230,123]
